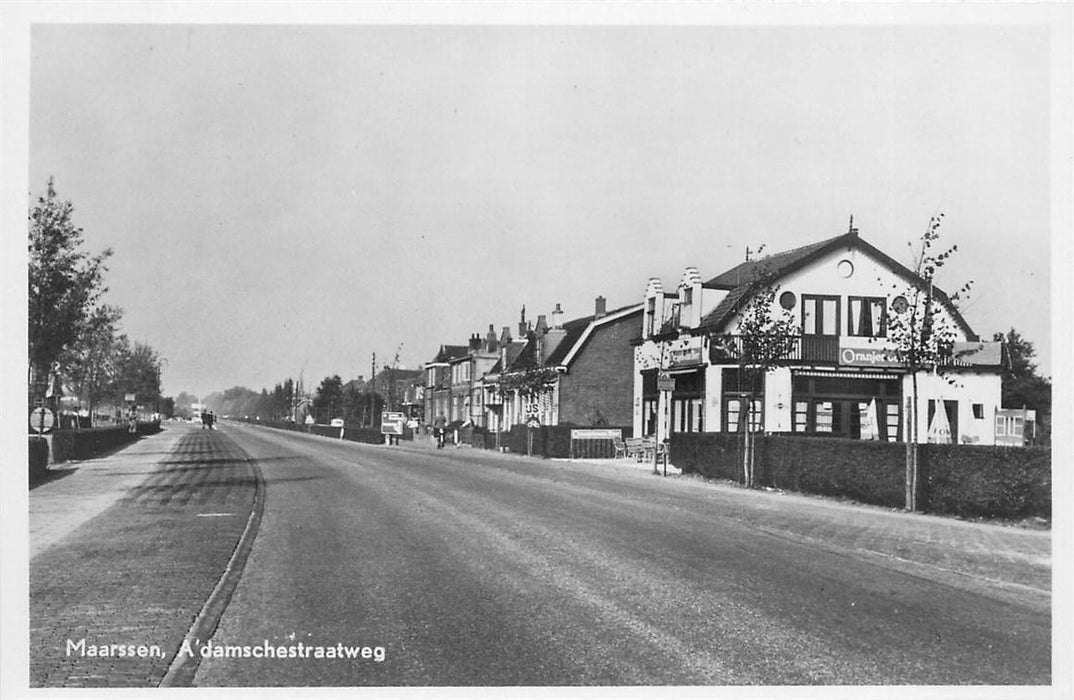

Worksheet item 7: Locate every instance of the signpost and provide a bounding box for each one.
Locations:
[655,373,674,475]
[381,411,405,445]
[30,407,55,435]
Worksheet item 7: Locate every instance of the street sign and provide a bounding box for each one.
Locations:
[125,393,136,402]
[30,407,55,434]
[656,372,676,392]
[380,411,405,436]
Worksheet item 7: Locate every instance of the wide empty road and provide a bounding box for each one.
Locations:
[192,422,1050,686]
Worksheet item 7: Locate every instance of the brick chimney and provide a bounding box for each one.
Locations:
[594,295,607,318]
[485,324,498,352]
[469,333,481,351]
[518,305,528,338]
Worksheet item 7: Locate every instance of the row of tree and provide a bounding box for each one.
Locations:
[28,179,166,424]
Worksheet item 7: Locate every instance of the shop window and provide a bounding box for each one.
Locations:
[802,295,840,336]
[848,297,887,337]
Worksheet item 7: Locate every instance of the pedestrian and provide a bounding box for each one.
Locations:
[201,409,210,429]
[433,414,447,449]
[207,410,216,430]
[127,407,138,435]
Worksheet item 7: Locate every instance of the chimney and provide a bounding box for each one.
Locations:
[469,333,481,351]
[594,295,607,318]
[551,303,564,329]
[534,314,548,336]
[486,324,498,352]
[500,325,513,345]
[518,305,528,338]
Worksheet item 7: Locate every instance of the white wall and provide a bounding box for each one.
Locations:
[704,364,723,432]
[902,370,1002,446]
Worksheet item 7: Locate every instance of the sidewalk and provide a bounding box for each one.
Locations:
[30,425,261,687]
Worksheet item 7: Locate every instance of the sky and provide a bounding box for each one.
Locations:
[7,4,1068,400]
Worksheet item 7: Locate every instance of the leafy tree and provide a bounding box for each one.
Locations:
[110,339,165,411]
[887,213,973,510]
[28,178,113,407]
[342,386,384,428]
[313,374,344,423]
[992,328,1051,445]
[58,304,123,423]
[728,253,800,488]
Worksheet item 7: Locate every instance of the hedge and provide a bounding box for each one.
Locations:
[671,432,1050,519]
[922,444,1051,519]
[29,436,49,484]
[49,421,162,464]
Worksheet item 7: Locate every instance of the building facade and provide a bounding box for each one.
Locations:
[633,226,1006,445]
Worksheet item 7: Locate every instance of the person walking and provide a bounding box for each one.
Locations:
[433,414,447,449]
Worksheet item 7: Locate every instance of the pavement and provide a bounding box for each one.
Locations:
[29,424,260,688]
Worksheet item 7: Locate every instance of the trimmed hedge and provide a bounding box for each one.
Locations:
[29,436,49,484]
[668,433,744,482]
[922,444,1051,519]
[763,436,906,509]
[671,432,1051,519]
[49,421,162,463]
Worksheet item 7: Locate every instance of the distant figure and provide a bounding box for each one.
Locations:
[127,407,138,434]
[208,410,216,430]
[201,409,210,429]
[433,414,447,449]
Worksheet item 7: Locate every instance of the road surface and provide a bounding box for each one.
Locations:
[185,421,1050,686]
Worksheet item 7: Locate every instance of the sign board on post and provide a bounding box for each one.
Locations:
[124,393,136,402]
[380,411,405,436]
[656,372,676,392]
[30,407,55,434]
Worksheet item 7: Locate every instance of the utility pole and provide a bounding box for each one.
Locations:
[370,352,376,428]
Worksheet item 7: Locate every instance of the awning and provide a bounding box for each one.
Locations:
[793,370,901,380]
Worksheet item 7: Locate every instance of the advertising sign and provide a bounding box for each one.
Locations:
[380,411,406,435]
[838,344,901,368]
[668,346,703,368]
[656,372,676,392]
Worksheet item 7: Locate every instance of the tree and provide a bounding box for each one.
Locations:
[313,375,344,423]
[28,178,113,407]
[59,304,123,423]
[727,253,800,488]
[886,213,973,510]
[992,328,1051,445]
[110,339,165,411]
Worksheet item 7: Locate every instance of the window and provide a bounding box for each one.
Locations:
[646,297,656,336]
[683,287,693,306]
[848,297,887,337]
[972,403,984,420]
[779,291,796,310]
[802,295,840,336]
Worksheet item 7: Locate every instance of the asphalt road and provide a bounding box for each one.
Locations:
[191,422,1050,687]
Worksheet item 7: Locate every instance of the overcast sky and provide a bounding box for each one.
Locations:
[15,9,1065,399]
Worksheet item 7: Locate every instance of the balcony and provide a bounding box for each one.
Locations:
[709,334,842,365]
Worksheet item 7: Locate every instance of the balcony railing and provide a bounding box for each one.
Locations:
[709,334,841,364]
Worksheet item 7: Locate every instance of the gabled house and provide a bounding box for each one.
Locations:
[423,344,469,425]
[492,297,643,430]
[633,224,1006,445]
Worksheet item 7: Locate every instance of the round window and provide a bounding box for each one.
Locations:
[779,291,796,310]
[837,259,854,278]
[892,295,909,314]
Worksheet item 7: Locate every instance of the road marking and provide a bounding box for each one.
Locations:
[195,513,235,518]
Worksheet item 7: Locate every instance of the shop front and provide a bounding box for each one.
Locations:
[790,371,902,440]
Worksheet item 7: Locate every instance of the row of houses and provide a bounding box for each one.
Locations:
[418,224,1025,447]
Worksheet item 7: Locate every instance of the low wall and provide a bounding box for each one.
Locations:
[671,432,1051,519]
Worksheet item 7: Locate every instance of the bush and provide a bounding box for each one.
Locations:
[921,444,1051,519]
